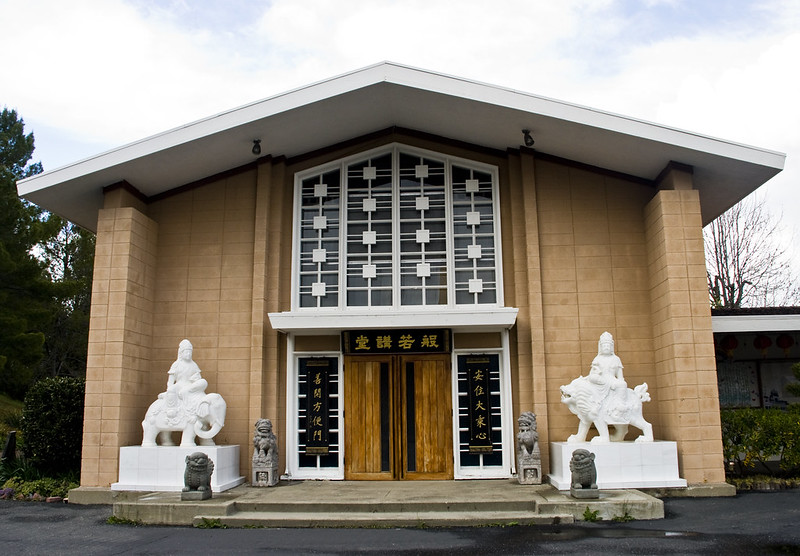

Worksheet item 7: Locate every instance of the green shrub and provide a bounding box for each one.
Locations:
[0,455,41,484]
[721,407,800,476]
[582,506,600,522]
[21,377,84,476]
[1,476,77,499]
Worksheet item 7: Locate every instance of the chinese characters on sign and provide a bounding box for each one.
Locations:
[462,355,496,454]
[343,329,451,355]
[301,357,335,455]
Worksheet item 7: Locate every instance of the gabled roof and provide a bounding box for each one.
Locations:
[18,62,785,232]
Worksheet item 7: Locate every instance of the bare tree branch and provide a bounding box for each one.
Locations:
[704,193,800,308]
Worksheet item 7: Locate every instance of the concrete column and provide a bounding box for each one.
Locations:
[81,203,157,487]
[645,164,724,485]
[505,149,549,469]
[250,157,289,475]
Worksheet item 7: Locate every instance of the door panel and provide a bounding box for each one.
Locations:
[344,354,453,480]
[404,355,453,479]
[344,357,393,480]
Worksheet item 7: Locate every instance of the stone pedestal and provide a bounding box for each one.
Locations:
[517,456,542,485]
[112,445,245,492]
[181,489,212,501]
[252,465,279,487]
[570,486,599,499]
[547,441,687,490]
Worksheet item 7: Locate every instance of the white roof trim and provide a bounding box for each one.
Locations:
[18,62,785,231]
[712,314,800,333]
[268,307,519,336]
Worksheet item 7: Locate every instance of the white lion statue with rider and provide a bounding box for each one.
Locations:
[560,332,653,443]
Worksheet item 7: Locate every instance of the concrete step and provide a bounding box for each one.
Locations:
[232,499,538,514]
[196,510,575,528]
[111,481,664,527]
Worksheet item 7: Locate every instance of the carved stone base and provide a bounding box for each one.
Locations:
[548,441,687,490]
[517,458,542,485]
[570,487,599,499]
[181,489,212,501]
[112,445,245,492]
[253,465,279,487]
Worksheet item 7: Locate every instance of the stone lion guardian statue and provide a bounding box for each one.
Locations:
[560,332,653,443]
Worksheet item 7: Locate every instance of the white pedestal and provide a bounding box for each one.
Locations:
[547,441,687,490]
[112,445,245,492]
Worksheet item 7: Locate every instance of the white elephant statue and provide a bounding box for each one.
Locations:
[141,389,227,447]
[141,339,227,447]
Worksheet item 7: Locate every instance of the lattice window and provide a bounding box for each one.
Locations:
[398,152,448,306]
[345,153,393,307]
[452,166,498,305]
[298,170,341,308]
[294,146,501,310]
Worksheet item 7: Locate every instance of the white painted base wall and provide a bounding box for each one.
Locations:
[547,441,687,490]
[112,445,245,492]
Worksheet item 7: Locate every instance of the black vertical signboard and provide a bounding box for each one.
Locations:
[462,355,496,454]
[301,357,334,455]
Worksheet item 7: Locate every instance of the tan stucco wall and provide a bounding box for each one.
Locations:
[79,133,724,487]
[502,151,723,484]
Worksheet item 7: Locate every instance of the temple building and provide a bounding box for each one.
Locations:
[18,63,785,488]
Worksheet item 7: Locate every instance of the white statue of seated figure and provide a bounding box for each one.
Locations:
[560,332,653,443]
[141,339,227,447]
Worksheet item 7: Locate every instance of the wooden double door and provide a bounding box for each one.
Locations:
[344,354,454,480]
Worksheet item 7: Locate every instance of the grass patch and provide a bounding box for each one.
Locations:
[196,518,228,529]
[107,515,143,526]
[0,393,23,413]
[0,395,23,440]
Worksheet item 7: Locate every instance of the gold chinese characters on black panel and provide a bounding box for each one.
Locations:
[301,357,335,455]
[342,329,451,355]
[463,355,495,454]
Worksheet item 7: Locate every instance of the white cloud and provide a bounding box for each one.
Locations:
[1,0,797,243]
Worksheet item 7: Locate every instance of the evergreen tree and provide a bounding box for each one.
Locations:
[0,108,53,398]
[0,108,94,399]
[37,220,94,379]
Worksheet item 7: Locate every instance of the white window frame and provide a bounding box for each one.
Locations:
[291,144,504,313]
[284,340,345,480]
[451,331,514,479]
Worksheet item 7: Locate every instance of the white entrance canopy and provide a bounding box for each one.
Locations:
[19,62,785,232]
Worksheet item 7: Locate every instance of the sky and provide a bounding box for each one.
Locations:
[2,0,799,241]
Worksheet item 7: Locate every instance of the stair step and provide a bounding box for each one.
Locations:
[196,510,574,528]
[233,500,538,514]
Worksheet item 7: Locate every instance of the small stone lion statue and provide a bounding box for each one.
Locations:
[252,418,279,487]
[182,452,214,500]
[517,412,539,456]
[516,412,541,484]
[569,448,598,499]
[253,418,278,466]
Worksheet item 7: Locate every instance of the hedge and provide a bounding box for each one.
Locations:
[721,407,800,476]
[21,377,84,476]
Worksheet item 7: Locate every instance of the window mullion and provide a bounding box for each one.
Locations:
[445,160,456,308]
[392,147,401,309]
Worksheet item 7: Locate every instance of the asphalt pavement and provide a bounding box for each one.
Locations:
[2,489,800,555]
